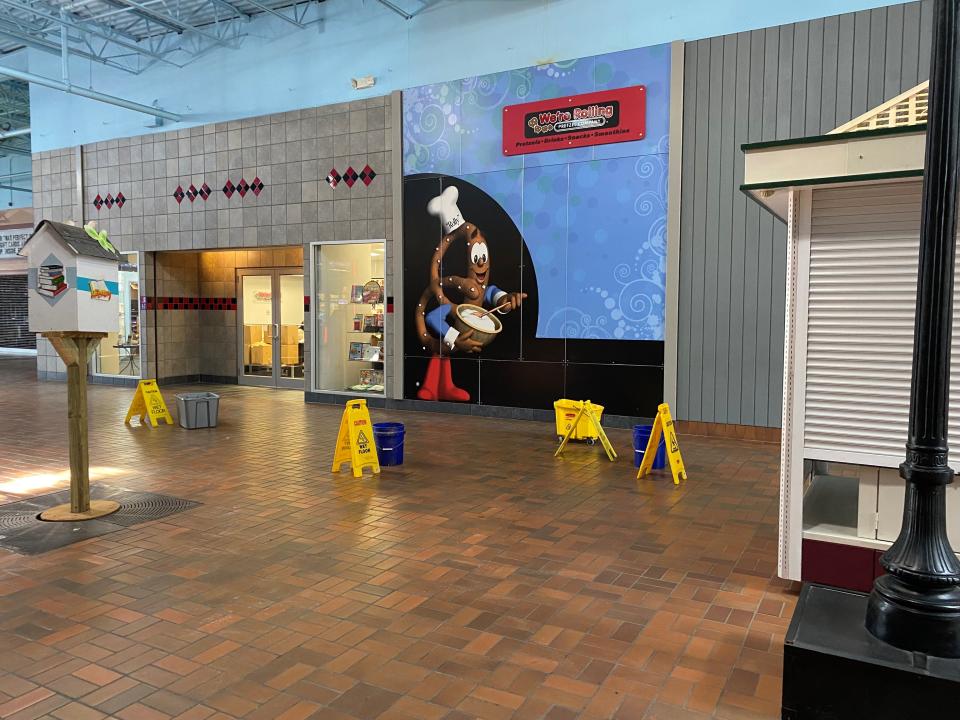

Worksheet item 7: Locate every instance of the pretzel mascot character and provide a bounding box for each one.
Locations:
[414,186,526,401]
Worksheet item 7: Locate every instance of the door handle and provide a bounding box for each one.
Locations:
[274,323,279,340]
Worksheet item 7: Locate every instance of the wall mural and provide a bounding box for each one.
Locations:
[402,44,671,417]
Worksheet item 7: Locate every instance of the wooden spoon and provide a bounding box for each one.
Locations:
[474,300,511,319]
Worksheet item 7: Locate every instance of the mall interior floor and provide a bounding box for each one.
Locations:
[0,354,794,720]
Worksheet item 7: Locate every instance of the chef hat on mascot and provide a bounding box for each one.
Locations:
[427,186,465,235]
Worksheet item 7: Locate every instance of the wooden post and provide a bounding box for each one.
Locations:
[41,331,119,522]
[66,336,92,513]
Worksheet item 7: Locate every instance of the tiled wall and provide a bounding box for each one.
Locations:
[32,94,400,391]
[31,147,81,225]
[80,98,394,253]
[32,147,82,380]
[152,252,201,380]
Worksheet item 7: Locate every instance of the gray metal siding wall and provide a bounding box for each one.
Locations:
[677,0,933,428]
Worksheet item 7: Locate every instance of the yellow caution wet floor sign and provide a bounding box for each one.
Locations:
[332,399,381,478]
[637,402,688,485]
[124,379,173,427]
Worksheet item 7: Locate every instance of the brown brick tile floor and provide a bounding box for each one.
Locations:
[0,355,797,719]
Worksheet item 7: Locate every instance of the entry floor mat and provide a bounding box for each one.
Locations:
[0,486,201,555]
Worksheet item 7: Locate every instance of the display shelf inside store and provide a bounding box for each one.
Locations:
[802,472,862,543]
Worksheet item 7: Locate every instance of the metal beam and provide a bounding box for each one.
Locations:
[375,0,413,20]
[61,9,69,84]
[0,182,29,192]
[109,0,232,45]
[208,0,252,20]
[0,0,182,67]
[0,145,31,156]
[0,21,137,73]
[94,0,185,34]
[0,65,181,122]
[0,127,29,139]
[243,0,306,28]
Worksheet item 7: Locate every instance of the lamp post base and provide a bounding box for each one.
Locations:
[783,584,960,719]
[865,574,960,658]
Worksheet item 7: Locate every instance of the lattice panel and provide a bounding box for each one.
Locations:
[831,81,928,134]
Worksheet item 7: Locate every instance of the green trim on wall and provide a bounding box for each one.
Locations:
[740,168,924,192]
[741,123,927,152]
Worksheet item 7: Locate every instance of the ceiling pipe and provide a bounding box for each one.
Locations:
[375,0,413,20]
[0,65,181,122]
[0,127,29,139]
[61,9,69,85]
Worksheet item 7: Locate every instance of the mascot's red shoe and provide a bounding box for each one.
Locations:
[438,356,470,402]
[417,355,441,400]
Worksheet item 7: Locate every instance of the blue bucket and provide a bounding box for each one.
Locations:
[373,422,405,466]
[633,424,666,469]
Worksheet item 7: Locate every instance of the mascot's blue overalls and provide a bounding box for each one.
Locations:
[415,186,525,402]
[424,284,508,350]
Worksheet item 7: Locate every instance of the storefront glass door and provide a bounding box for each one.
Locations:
[238,269,304,388]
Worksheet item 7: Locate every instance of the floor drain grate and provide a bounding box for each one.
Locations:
[106,494,201,527]
[0,511,38,531]
[0,487,201,555]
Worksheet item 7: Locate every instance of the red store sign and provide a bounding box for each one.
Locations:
[502,85,646,156]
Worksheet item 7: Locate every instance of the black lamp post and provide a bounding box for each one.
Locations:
[864,0,960,658]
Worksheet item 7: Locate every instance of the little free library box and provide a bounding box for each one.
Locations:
[19,220,120,334]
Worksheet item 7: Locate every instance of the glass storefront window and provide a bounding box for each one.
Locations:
[312,241,385,395]
[94,252,140,377]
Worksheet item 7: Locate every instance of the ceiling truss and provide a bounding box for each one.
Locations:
[0,0,434,167]
[0,0,326,74]
[0,78,30,159]
[0,0,326,150]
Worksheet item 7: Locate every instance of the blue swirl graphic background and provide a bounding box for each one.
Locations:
[403,44,671,341]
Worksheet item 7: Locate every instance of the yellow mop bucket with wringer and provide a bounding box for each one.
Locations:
[553,399,605,443]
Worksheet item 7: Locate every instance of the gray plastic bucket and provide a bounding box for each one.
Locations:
[176,392,220,429]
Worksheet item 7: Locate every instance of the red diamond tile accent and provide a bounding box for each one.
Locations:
[115,192,126,208]
[104,193,115,209]
[360,164,377,186]
[187,184,198,202]
[199,183,211,201]
[173,185,185,204]
[342,166,358,188]
[326,168,341,188]
[223,179,235,199]
[93,194,103,210]
[251,177,264,196]
[237,178,249,198]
